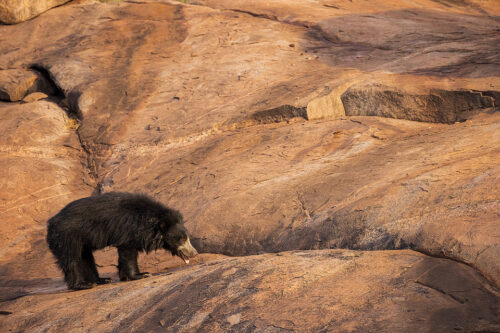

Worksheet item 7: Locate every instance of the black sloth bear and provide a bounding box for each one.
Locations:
[46,192,198,290]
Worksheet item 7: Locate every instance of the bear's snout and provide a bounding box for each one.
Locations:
[177,237,198,264]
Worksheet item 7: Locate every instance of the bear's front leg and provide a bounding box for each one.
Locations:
[117,247,151,281]
[82,247,112,285]
[97,277,113,285]
[66,261,95,290]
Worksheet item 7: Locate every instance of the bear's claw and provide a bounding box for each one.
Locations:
[72,282,95,290]
[97,277,112,285]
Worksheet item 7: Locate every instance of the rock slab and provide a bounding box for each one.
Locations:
[0,250,499,332]
[0,0,70,24]
[0,69,56,101]
[0,1,498,331]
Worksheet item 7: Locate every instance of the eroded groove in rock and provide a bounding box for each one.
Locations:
[341,84,497,123]
[482,91,500,110]
[28,63,83,126]
[28,65,64,100]
[250,105,307,124]
[227,8,279,22]
[28,63,98,182]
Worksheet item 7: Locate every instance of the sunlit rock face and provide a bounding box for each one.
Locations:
[0,0,498,331]
[0,0,71,24]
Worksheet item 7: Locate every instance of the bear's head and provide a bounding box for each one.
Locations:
[161,211,198,264]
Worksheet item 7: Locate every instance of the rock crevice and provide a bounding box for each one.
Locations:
[28,63,99,185]
[341,84,498,124]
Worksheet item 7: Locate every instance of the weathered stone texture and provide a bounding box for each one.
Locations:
[0,0,70,24]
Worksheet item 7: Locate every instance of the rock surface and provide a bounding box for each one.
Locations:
[21,91,49,103]
[0,100,94,301]
[0,69,56,102]
[0,0,499,331]
[341,84,496,123]
[1,250,499,332]
[0,0,71,24]
[108,112,500,287]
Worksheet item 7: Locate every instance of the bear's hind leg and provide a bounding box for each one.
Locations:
[82,247,111,285]
[117,247,150,281]
[59,251,94,290]
[47,226,92,290]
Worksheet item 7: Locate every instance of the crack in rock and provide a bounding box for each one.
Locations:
[341,84,498,123]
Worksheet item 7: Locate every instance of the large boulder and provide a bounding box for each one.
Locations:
[0,1,498,329]
[0,0,71,24]
[0,100,94,300]
[1,250,499,332]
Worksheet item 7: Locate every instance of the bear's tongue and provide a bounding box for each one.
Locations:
[179,252,189,264]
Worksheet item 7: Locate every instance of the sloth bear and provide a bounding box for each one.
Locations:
[46,192,198,290]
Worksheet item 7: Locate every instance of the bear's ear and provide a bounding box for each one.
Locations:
[171,209,183,224]
[158,209,184,233]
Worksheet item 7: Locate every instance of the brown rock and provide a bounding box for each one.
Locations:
[0,0,71,24]
[0,1,498,329]
[0,0,497,157]
[341,84,495,124]
[0,100,94,299]
[21,92,48,103]
[108,111,500,287]
[0,250,499,332]
[0,69,38,101]
[0,69,57,101]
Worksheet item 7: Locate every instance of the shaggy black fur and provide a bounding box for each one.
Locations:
[46,192,196,290]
